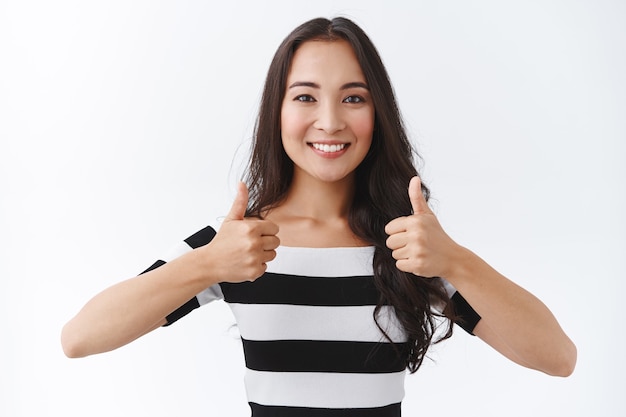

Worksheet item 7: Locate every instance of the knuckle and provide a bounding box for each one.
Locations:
[241,240,255,252]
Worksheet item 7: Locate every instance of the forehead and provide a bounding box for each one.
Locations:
[287,39,366,84]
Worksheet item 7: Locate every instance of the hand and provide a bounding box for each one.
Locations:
[384,176,460,279]
[203,182,280,283]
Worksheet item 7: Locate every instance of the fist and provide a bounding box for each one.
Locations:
[205,182,280,283]
[384,176,458,279]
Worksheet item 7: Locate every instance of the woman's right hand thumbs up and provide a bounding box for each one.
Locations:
[202,182,280,283]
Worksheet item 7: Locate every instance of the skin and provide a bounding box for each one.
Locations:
[61,39,576,378]
[268,39,374,247]
[386,177,577,376]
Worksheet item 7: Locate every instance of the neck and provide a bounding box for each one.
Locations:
[277,171,355,220]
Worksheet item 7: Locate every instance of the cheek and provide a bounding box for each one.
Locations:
[280,105,305,139]
[350,110,375,141]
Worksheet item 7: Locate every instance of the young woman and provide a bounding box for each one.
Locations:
[61,17,576,416]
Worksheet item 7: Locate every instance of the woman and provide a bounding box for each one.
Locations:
[61,17,576,416]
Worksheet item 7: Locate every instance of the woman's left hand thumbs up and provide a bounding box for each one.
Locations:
[384,176,461,279]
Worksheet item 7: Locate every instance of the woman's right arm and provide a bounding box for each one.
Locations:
[61,249,216,358]
[61,182,279,358]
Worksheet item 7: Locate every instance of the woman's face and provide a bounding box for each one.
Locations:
[280,39,375,185]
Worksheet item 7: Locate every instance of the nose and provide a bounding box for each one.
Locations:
[313,101,346,134]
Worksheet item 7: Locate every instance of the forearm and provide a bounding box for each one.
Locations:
[61,199,278,358]
[61,250,216,358]
[445,246,577,376]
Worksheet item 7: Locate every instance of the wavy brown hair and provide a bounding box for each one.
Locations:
[245,17,455,373]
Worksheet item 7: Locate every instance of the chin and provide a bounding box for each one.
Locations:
[314,171,354,184]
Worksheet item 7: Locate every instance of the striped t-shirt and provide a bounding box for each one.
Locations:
[144,225,480,416]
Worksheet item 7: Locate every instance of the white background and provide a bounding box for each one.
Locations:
[1,1,624,416]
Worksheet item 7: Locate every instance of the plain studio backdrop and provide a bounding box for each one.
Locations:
[1,1,624,416]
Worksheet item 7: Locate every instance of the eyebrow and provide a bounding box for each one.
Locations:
[288,81,369,90]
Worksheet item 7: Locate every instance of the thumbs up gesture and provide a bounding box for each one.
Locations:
[385,176,460,279]
[204,182,280,283]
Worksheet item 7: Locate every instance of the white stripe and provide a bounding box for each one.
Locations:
[162,242,375,276]
[161,240,193,262]
[268,246,375,277]
[245,369,406,408]
[440,277,457,297]
[161,240,223,304]
[230,304,406,343]
[196,284,223,305]
[431,277,457,314]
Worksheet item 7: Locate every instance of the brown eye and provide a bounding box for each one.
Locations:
[343,95,365,104]
[295,94,316,102]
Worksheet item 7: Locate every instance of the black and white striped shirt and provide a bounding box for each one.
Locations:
[144,225,480,416]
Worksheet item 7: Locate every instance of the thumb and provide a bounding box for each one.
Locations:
[225,182,249,221]
[408,176,430,214]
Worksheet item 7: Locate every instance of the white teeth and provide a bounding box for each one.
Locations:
[312,143,346,153]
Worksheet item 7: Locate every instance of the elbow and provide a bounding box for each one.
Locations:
[546,339,577,377]
[61,322,88,359]
[549,359,576,378]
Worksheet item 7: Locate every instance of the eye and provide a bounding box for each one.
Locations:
[343,95,366,104]
[294,94,316,103]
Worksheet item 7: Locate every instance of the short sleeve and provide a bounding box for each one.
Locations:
[439,278,482,335]
[138,225,224,326]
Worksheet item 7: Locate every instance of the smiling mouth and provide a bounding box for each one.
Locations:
[309,143,349,153]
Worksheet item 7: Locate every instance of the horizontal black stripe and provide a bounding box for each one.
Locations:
[220,273,381,306]
[143,226,216,276]
[143,226,217,326]
[183,225,217,249]
[249,402,401,417]
[451,291,481,335]
[140,259,166,275]
[164,297,200,326]
[242,338,407,374]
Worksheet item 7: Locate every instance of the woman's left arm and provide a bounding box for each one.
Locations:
[443,246,576,376]
[385,177,577,377]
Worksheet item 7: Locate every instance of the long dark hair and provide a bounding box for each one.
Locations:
[245,17,455,373]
